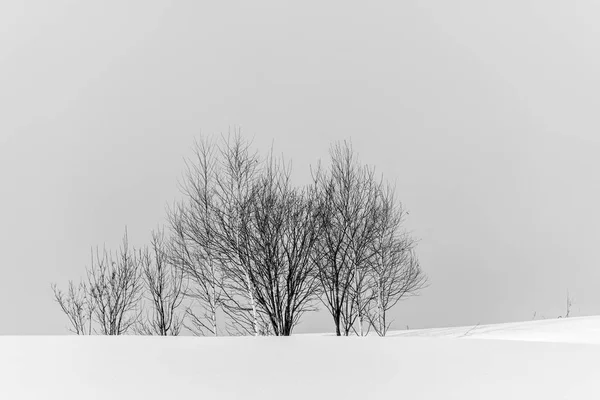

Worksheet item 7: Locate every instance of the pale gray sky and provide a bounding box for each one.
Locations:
[2,0,600,334]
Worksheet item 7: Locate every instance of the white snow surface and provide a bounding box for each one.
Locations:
[387,315,600,344]
[2,316,600,399]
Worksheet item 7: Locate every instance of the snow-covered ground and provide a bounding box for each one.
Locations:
[388,315,600,344]
[2,317,600,399]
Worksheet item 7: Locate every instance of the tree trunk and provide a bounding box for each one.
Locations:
[210,261,218,336]
[245,272,259,336]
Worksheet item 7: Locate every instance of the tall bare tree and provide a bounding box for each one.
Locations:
[171,133,263,336]
[313,141,381,336]
[169,137,223,336]
[366,184,427,336]
[211,133,264,335]
[137,228,186,336]
[87,229,143,335]
[242,155,323,335]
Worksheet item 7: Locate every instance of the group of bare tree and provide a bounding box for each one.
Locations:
[53,133,426,336]
[313,142,427,336]
[52,228,185,335]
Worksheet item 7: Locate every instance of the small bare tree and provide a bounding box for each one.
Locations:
[137,228,186,336]
[565,290,573,318]
[366,184,427,336]
[558,290,573,319]
[87,229,143,335]
[53,229,144,335]
[51,281,94,335]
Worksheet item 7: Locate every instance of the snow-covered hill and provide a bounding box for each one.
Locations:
[2,317,600,399]
[389,315,600,344]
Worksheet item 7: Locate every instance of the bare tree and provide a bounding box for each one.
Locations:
[366,184,427,336]
[171,133,264,336]
[169,137,223,336]
[313,141,381,336]
[137,228,186,336]
[51,281,94,335]
[241,155,323,335]
[87,229,143,335]
[211,133,264,336]
[558,290,573,319]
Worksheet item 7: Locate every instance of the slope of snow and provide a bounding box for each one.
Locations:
[388,315,600,344]
[2,317,600,399]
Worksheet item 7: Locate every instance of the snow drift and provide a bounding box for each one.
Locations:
[2,316,600,399]
[388,315,600,344]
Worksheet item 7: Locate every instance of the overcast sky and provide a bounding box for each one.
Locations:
[2,0,600,334]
